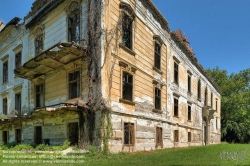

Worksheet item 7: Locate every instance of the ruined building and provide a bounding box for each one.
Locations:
[0,0,221,152]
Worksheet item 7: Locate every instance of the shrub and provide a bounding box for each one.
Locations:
[12,144,34,151]
[35,144,51,151]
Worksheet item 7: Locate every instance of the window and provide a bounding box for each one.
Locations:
[15,93,21,115]
[3,61,8,83]
[124,122,135,145]
[122,13,133,49]
[174,98,178,117]
[174,130,179,142]
[174,62,178,84]
[216,118,218,129]
[154,43,161,70]
[15,129,21,144]
[188,105,191,121]
[155,87,161,110]
[2,131,8,144]
[216,99,218,111]
[36,84,44,108]
[204,87,208,106]
[197,79,201,99]
[3,98,7,115]
[188,75,191,93]
[122,71,133,101]
[68,70,80,99]
[188,132,191,142]
[35,28,43,56]
[156,127,163,147]
[211,93,213,108]
[67,1,80,44]
[15,52,22,68]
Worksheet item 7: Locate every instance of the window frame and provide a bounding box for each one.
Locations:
[123,122,135,146]
[154,42,161,70]
[35,83,45,108]
[122,71,133,102]
[15,93,22,115]
[197,79,201,100]
[156,127,163,147]
[174,98,179,117]
[2,130,8,144]
[3,60,8,83]
[3,98,7,115]
[204,87,208,106]
[188,105,191,121]
[211,92,213,108]
[68,70,81,99]
[15,128,22,144]
[174,130,179,142]
[154,87,161,111]
[15,51,22,69]
[174,62,179,84]
[188,132,191,142]
[188,75,191,93]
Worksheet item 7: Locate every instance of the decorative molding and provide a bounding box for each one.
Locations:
[173,55,180,64]
[13,44,23,53]
[153,66,163,75]
[153,35,164,45]
[119,43,136,56]
[119,98,135,106]
[1,55,9,62]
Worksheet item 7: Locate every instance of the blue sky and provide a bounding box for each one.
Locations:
[0,0,249,75]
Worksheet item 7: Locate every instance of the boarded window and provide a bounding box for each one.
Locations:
[174,130,179,142]
[124,122,135,145]
[156,127,163,147]
[122,13,133,49]
[188,105,191,121]
[122,71,133,101]
[174,62,178,84]
[36,84,44,108]
[15,129,21,144]
[15,93,21,115]
[68,12,80,44]
[15,52,22,68]
[154,43,161,70]
[34,126,42,144]
[3,61,8,83]
[174,98,178,117]
[188,132,191,142]
[3,98,7,115]
[198,80,201,99]
[2,131,8,144]
[188,75,191,93]
[68,71,80,99]
[155,87,161,110]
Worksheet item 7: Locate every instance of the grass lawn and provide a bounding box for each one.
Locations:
[0,143,249,165]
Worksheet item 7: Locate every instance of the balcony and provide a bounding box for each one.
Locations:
[14,42,87,80]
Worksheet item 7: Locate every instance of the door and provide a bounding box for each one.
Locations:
[68,122,79,145]
[35,126,42,144]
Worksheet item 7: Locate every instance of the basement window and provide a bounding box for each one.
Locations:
[122,71,133,101]
[15,52,22,68]
[124,122,135,145]
[15,129,21,144]
[188,132,191,142]
[3,98,7,115]
[155,87,161,110]
[36,84,44,108]
[2,131,8,144]
[3,61,8,83]
[156,127,163,147]
[174,130,179,142]
[68,70,80,99]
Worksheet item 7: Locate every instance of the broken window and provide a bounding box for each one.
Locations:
[188,132,191,142]
[174,62,178,84]
[156,127,163,147]
[15,93,21,115]
[3,61,8,83]
[68,70,80,99]
[122,71,133,101]
[35,28,43,56]
[174,98,178,117]
[2,131,8,144]
[68,11,80,44]
[34,126,42,144]
[155,87,161,110]
[68,122,79,145]
[3,98,7,115]
[188,105,191,121]
[204,87,208,106]
[122,13,133,49]
[36,84,44,108]
[188,75,191,93]
[15,52,22,68]
[124,122,135,145]
[154,43,161,70]
[197,79,201,100]
[174,130,179,142]
[15,129,21,144]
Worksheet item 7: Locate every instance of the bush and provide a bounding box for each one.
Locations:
[35,144,51,151]
[12,144,34,151]
[52,140,70,151]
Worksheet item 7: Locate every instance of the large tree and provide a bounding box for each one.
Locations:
[206,67,250,143]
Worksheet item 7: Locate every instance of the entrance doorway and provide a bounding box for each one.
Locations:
[34,126,42,144]
[68,122,79,145]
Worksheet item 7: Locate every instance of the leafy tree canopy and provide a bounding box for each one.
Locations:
[206,67,250,143]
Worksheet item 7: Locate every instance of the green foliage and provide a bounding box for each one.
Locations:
[12,144,34,151]
[51,140,71,151]
[35,144,50,151]
[206,67,250,143]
